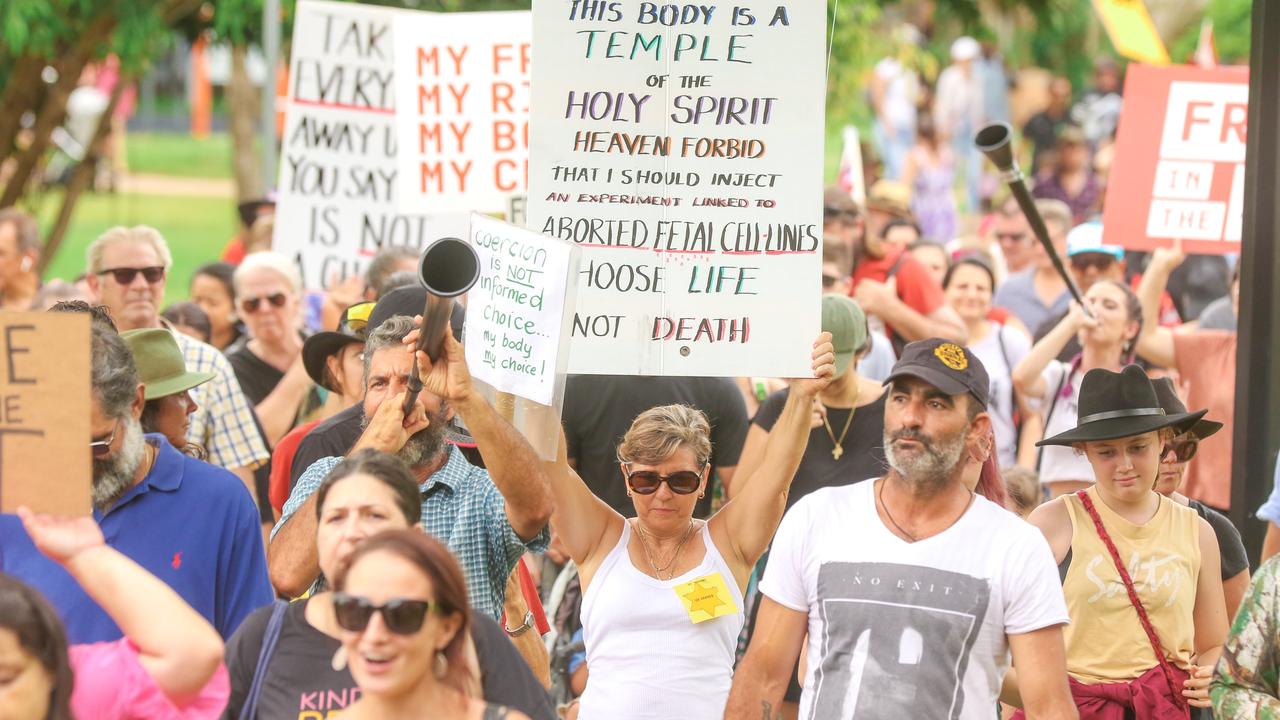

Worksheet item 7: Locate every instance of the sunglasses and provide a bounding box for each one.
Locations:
[240,293,288,313]
[1070,255,1116,272]
[340,301,376,334]
[89,419,120,458]
[624,465,705,495]
[995,232,1028,244]
[332,592,443,635]
[98,266,165,285]
[1167,438,1199,463]
[822,274,841,289]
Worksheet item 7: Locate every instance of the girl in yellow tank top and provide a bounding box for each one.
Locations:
[1021,364,1228,718]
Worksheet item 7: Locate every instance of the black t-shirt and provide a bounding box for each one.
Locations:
[289,403,364,491]
[562,375,749,518]
[752,388,888,512]
[1022,112,1076,175]
[223,598,555,720]
[1189,499,1249,581]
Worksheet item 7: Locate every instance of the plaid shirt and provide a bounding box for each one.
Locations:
[171,331,270,471]
[274,446,549,619]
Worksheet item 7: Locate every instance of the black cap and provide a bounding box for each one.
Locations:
[366,284,466,342]
[883,338,990,409]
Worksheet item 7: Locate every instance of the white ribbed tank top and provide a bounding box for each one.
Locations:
[577,521,745,719]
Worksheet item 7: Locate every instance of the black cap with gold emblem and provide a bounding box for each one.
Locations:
[882,338,990,409]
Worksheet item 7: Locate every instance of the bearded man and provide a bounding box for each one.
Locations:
[269,315,553,618]
[727,339,1078,720]
[0,318,272,642]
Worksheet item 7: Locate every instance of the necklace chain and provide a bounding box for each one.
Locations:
[819,381,861,460]
[876,478,975,543]
[634,519,696,580]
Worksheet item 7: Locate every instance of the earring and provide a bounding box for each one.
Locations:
[434,650,448,679]
[330,645,348,672]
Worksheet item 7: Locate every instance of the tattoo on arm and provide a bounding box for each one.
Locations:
[761,701,782,720]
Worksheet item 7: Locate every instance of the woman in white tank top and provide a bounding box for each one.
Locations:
[546,334,834,719]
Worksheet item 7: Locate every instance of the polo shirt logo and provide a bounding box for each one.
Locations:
[172,552,182,570]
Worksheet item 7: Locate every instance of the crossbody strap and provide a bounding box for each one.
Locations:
[1074,490,1188,711]
[239,600,290,720]
[1035,369,1069,473]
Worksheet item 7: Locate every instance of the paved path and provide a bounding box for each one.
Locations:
[115,172,235,198]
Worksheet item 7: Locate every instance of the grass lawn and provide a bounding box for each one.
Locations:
[36,190,236,302]
[126,132,233,179]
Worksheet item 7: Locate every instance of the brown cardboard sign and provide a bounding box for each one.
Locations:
[0,312,91,515]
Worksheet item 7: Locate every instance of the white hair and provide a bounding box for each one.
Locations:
[233,251,303,296]
[86,226,173,273]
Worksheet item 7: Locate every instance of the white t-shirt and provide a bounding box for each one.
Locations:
[760,481,1068,720]
[969,325,1031,468]
[1026,360,1094,485]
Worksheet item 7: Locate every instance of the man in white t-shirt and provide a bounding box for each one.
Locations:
[726,338,1076,720]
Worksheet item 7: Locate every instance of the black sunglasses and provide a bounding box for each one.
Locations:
[822,274,841,289]
[332,592,443,635]
[1071,255,1116,272]
[240,293,288,313]
[89,419,120,458]
[995,232,1028,244]
[624,466,705,495]
[1167,438,1199,463]
[98,266,165,285]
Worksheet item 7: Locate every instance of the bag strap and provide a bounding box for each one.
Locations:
[1035,368,1068,473]
[239,599,290,720]
[1074,490,1188,711]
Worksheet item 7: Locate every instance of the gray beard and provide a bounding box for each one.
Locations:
[883,423,969,493]
[362,408,448,468]
[92,418,145,512]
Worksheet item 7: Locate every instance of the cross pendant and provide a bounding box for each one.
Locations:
[832,445,843,460]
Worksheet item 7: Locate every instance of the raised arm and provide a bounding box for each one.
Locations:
[422,333,554,540]
[856,277,967,343]
[18,509,224,704]
[249,356,314,446]
[716,334,834,581]
[545,428,624,584]
[1012,304,1091,399]
[1134,240,1182,369]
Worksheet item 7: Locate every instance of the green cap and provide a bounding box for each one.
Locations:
[121,328,216,400]
[822,295,868,377]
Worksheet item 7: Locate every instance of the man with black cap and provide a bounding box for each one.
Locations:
[727,338,1075,720]
[268,289,551,620]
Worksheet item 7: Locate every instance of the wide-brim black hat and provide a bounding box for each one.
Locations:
[1037,365,1207,447]
[302,301,376,391]
[1151,376,1223,441]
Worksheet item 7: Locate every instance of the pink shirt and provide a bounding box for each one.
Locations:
[70,639,229,719]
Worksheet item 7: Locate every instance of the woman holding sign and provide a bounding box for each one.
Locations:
[545,334,834,719]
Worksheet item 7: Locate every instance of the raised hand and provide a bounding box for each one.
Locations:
[1066,300,1100,334]
[17,507,104,565]
[790,332,836,398]
[402,317,474,404]
[1151,238,1186,272]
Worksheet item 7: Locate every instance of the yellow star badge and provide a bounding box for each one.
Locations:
[674,572,738,624]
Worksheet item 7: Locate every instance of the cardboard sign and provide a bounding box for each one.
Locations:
[274,0,468,289]
[1101,64,1249,254]
[466,214,577,406]
[1091,0,1170,66]
[392,11,532,215]
[527,0,824,377]
[0,313,90,515]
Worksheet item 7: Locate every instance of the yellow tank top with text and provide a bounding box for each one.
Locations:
[1061,488,1200,683]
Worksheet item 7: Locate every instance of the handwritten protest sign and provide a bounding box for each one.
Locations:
[1102,64,1249,254]
[274,0,467,289]
[0,313,90,515]
[392,12,531,215]
[466,214,577,406]
[527,0,824,377]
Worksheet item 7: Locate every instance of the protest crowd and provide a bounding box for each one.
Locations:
[5,7,1280,720]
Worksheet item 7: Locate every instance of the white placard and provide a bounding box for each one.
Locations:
[392,12,531,215]
[274,0,467,289]
[466,214,577,406]
[526,0,824,377]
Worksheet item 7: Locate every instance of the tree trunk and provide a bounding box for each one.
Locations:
[0,55,48,169]
[40,76,129,275]
[228,42,263,201]
[0,15,115,209]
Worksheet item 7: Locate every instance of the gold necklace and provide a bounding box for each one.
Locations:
[634,519,696,580]
[820,381,860,460]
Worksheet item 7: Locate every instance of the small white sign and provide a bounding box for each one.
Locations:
[466,214,576,406]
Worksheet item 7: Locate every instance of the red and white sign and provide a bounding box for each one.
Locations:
[1102,64,1249,254]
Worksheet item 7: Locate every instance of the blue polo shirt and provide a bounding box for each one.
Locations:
[0,435,273,643]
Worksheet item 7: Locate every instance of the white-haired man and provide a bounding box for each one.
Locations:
[85,226,270,513]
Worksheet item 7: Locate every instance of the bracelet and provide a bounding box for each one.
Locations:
[504,610,536,637]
